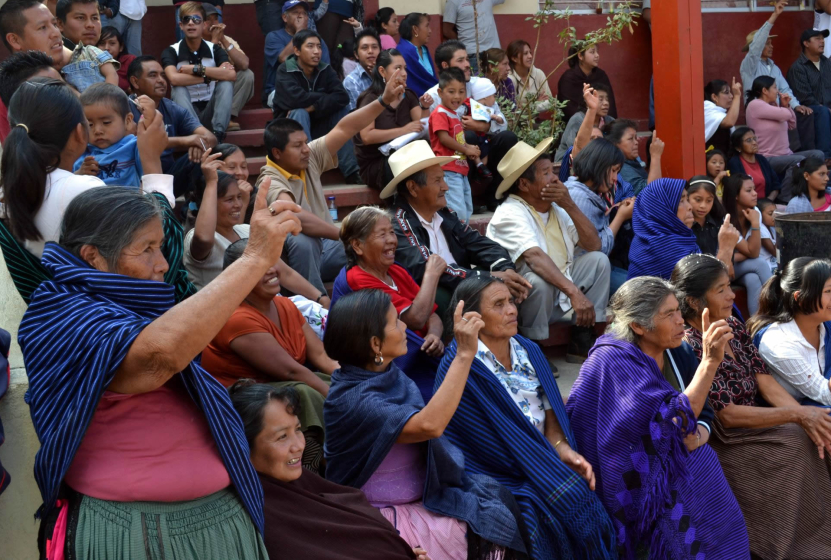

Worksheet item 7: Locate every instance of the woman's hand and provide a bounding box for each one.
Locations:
[617,197,635,221]
[453,300,485,359]
[582,83,599,113]
[381,68,406,109]
[649,130,665,159]
[699,308,733,366]
[714,170,728,186]
[344,17,361,29]
[403,120,424,134]
[423,254,447,280]
[743,207,760,229]
[244,177,302,267]
[556,442,596,490]
[731,76,743,98]
[413,548,430,560]
[419,92,434,110]
[798,406,831,459]
[421,333,445,357]
[779,92,792,108]
[717,214,740,251]
[200,149,223,184]
[683,424,709,452]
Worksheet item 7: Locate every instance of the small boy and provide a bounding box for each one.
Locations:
[429,68,479,223]
[757,198,778,274]
[73,82,143,188]
[56,0,119,92]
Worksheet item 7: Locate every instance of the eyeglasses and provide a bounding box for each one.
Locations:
[181,15,203,24]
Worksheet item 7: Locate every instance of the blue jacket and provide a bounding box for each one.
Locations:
[727,153,781,199]
[397,38,438,97]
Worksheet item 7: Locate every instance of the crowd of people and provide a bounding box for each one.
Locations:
[2,0,831,558]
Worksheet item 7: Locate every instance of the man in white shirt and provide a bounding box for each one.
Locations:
[442,0,504,73]
[486,138,610,362]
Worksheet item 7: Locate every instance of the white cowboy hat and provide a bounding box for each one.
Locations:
[380,140,459,199]
[494,137,554,199]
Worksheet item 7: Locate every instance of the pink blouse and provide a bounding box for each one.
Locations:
[745,99,796,158]
[380,34,397,50]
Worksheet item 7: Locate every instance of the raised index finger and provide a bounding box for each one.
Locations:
[701,307,711,334]
[453,300,464,325]
[254,176,270,212]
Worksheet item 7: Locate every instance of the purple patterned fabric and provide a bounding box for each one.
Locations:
[566,334,750,559]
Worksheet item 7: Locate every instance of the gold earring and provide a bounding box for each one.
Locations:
[374,353,384,366]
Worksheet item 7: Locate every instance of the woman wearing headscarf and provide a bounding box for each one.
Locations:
[436,276,617,559]
[20,185,301,558]
[323,289,527,560]
[567,276,750,559]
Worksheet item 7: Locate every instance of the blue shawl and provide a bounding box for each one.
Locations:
[397,39,438,96]
[627,178,700,280]
[19,244,264,531]
[323,362,526,554]
[567,335,749,559]
[331,267,440,403]
[436,335,616,560]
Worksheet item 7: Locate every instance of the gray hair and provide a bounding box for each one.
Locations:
[606,276,678,344]
[59,187,163,271]
[395,169,428,199]
[339,206,392,267]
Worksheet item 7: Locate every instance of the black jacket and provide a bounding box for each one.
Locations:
[272,55,349,118]
[390,198,515,292]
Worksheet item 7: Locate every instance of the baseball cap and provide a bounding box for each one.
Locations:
[801,28,830,45]
[202,3,219,17]
[282,0,310,14]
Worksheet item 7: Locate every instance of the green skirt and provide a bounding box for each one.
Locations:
[73,488,268,560]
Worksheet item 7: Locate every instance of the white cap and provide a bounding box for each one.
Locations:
[470,80,496,101]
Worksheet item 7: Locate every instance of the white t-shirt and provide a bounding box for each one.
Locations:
[183,223,250,290]
[119,0,147,20]
[759,222,777,272]
[704,100,729,142]
[818,11,831,58]
[737,208,772,243]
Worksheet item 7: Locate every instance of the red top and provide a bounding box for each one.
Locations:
[429,105,469,175]
[740,157,766,200]
[0,100,11,143]
[116,53,137,92]
[346,264,437,337]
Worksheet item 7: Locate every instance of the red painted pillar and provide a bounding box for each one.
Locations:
[652,0,705,178]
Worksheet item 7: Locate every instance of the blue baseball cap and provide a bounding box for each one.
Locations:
[282,0,310,14]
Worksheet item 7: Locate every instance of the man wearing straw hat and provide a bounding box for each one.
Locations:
[379,139,532,315]
[486,138,609,363]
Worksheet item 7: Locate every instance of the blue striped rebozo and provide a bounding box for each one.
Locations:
[19,243,264,532]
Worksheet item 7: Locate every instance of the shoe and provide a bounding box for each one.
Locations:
[344,172,364,185]
[226,120,241,132]
[477,163,493,181]
[566,325,597,364]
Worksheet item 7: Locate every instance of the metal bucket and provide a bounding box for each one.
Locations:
[775,212,831,267]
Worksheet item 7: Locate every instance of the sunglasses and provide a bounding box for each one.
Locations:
[181,15,203,24]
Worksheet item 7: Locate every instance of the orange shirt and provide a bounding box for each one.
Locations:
[202,297,308,387]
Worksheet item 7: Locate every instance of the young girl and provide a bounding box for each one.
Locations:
[785,156,831,213]
[705,147,728,200]
[97,26,136,93]
[686,175,725,257]
[756,197,778,274]
[722,173,774,314]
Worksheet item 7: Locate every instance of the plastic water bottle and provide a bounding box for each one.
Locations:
[327,196,338,222]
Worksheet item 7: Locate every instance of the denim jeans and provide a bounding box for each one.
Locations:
[734,256,773,315]
[102,13,141,55]
[287,106,359,178]
[171,80,233,138]
[443,171,473,223]
[283,234,347,293]
[808,105,831,157]
[61,58,107,92]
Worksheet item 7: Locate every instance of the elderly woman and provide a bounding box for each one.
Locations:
[323,289,527,560]
[19,186,302,557]
[567,276,750,558]
[229,380,424,560]
[436,277,616,559]
[673,253,831,559]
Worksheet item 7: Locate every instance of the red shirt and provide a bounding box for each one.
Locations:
[346,264,437,337]
[740,157,766,199]
[0,99,11,143]
[429,105,469,175]
[116,53,137,92]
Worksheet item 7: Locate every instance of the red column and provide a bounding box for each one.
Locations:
[652,0,705,178]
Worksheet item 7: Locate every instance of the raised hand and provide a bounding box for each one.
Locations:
[424,254,447,279]
[582,83,600,113]
[649,130,665,158]
[742,207,760,228]
[453,300,485,358]
[244,177,302,267]
[381,68,406,108]
[717,214,740,251]
[200,149,223,184]
[700,307,733,365]
[419,92,434,110]
[731,76,743,97]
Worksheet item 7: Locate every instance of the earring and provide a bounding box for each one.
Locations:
[374,353,384,366]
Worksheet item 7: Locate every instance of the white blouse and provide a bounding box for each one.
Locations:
[758,319,831,405]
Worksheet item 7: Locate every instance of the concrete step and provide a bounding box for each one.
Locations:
[226,128,264,148]
[237,108,272,130]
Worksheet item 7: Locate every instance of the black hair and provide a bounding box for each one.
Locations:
[721,172,753,232]
[228,379,302,450]
[506,40,530,71]
[729,125,755,157]
[330,37,355,81]
[748,257,831,336]
[1,78,86,241]
[0,50,54,106]
[353,27,380,55]
[215,142,242,160]
[790,156,827,200]
[395,168,427,199]
[704,79,729,104]
[323,289,393,367]
[79,82,130,119]
[370,7,396,35]
[686,175,725,222]
[506,153,552,197]
[0,0,43,52]
[126,55,157,82]
[365,48,400,98]
[98,25,125,57]
[292,28,322,51]
[264,118,305,155]
[577,82,610,112]
[670,253,730,321]
[571,137,625,193]
[705,148,726,176]
[746,75,775,105]
[756,197,776,213]
[56,0,97,22]
[399,13,427,42]
[224,238,248,269]
[435,39,467,70]
[444,275,504,338]
[438,67,466,89]
[191,170,238,208]
[605,118,638,147]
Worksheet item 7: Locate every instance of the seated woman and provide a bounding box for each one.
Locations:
[786,156,831,213]
[750,257,831,407]
[481,47,515,107]
[567,276,750,558]
[607,119,663,196]
[554,83,614,162]
[721,173,773,315]
[355,49,430,191]
[20,185,302,558]
[745,76,824,202]
[688,175,728,257]
[727,126,781,202]
[214,142,255,221]
[397,13,438,96]
[557,43,617,123]
[436,277,617,559]
[675,254,831,559]
[323,289,527,560]
[229,380,425,560]
[507,40,553,114]
[704,78,742,155]
[564,138,633,293]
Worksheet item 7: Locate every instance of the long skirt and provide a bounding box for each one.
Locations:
[710,417,831,559]
[73,488,268,560]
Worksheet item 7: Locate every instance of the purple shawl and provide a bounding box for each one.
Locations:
[566,335,749,560]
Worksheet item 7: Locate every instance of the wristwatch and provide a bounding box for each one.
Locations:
[191,64,200,76]
[226,42,235,52]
